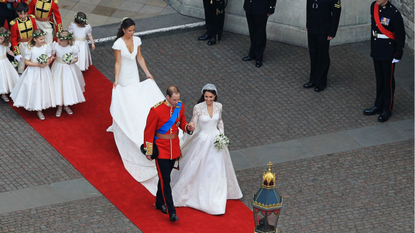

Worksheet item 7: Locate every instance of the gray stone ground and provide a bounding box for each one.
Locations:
[0,25,413,232]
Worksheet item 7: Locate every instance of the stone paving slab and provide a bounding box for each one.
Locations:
[299,131,362,156]
[346,124,407,148]
[0,192,26,214]
[388,119,414,139]
[50,178,101,201]
[10,185,65,209]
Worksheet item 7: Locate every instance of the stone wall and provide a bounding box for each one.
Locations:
[391,0,414,51]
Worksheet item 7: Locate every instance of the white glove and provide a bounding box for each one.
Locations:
[15,55,22,62]
[392,58,400,63]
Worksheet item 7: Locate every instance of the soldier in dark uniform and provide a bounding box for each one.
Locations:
[242,0,276,67]
[198,0,226,45]
[303,0,341,92]
[363,0,405,122]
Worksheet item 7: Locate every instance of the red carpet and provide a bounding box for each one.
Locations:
[10,66,254,232]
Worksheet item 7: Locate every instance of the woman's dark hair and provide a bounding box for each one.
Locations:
[74,12,88,27]
[115,18,135,41]
[16,2,29,13]
[197,90,218,104]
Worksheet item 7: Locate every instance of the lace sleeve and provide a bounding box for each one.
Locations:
[217,103,224,134]
[191,104,200,126]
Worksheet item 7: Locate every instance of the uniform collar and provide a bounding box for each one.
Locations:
[17,17,29,23]
[164,99,173,108]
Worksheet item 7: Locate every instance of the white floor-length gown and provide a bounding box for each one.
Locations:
[0,44,19,95]
[68,22,92,71]
[107,36,164,195]
[171,101,243,215]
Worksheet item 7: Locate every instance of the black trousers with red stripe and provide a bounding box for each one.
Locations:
[373,59,396,112]
[155,159,176,216]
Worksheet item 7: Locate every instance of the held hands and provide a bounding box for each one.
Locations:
[187,122,196,132]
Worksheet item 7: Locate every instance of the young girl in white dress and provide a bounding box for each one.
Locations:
[68,12,95,71]
[171,84,243,215]
[0,27,19,103]
[10,29,56,120]
[107,18,165,196]
[51,30,85,117]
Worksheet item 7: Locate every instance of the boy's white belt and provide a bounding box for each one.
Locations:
[372,30,389,39]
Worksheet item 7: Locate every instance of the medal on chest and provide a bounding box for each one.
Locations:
[380,17,390,26]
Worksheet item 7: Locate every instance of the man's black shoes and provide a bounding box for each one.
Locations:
[363,106,383,116]
[378,111,392,122]
[314,87,324,92]
[303,82,315,88]
[198,34,211,41]
[155,204,167,214]
[170,213,179,222]
[256,61,262,67]
[242,56,254,61]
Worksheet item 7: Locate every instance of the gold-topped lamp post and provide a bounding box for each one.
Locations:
[252,162,283,233]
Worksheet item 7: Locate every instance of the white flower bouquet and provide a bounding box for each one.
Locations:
[11,60,18,68]
[37,54,48,65]
[62,52,74,64]
[214,134,229,150]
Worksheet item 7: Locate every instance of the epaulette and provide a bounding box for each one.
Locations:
[153,101,163,108]
[10,19,16,26]
[54,0,58,3]
[29,15,36,19]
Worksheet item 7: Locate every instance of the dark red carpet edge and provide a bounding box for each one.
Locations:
[9,66,254,232]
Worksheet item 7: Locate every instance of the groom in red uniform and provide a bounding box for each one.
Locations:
[143,86,195,222]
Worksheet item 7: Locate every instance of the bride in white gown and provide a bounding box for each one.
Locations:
[107,18,164,195]
[171,84,243,215]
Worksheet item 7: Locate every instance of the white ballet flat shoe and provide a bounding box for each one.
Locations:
[37,112,45,120]
[1,94,9,102]
[56,108,62,117]
[64,106,73,115]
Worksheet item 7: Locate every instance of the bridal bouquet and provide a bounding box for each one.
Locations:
[37,54,48,65]
[11,60,18,68]
[62,52,74,64]
[214,134,229,150]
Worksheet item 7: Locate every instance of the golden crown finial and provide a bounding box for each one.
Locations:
[262,162,276,188]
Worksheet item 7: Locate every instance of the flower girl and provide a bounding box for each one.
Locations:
[51,30,85,117]
[10,29,56,120]
[0,27,19,103]
[68,12,95,71]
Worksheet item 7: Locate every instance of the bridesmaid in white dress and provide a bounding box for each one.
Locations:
[107,18,164,195]
[171,84,243,215]
[0,27,19,103]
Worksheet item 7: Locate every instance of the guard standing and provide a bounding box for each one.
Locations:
[303,0,341,92]
[28,0,62,45]
[198,0,226,45]
[363,0,405,122]
[242,0,276,67]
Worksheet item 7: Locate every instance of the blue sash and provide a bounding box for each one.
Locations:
[155,102,182,140]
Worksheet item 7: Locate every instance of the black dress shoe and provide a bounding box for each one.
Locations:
[256,61,262,67]
[242,56,254,61]
[155,204,167,214]
[170,213,179,222]
[207,37,217,45]
[314,86,324,92]
[363,106,382,116]
[378,111,392,122]
[198,34,211,41]
[303,82,315,88]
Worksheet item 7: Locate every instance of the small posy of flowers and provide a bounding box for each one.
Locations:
[37,54,48,65]
[11,60,18,68]
[62,52,74,64]
[214,134,229,150]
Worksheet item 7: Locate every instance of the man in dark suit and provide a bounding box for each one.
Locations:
[198,0,226,45]
[303,0,341,92]
[363,0,405,122]
[0,0,17,29]
[242,0,276,67]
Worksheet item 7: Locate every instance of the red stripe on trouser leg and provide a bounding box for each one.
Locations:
[389,63,394,111]
[155,160,169,214]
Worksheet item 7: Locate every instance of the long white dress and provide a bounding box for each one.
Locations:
[51,42,85,106]
[10,44,56,111]
[171,101,243,215]
[68,22,92,71]
[107,36,164,196]
[0,44,19,95]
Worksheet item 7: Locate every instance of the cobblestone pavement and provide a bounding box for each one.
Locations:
[0,28,413,232]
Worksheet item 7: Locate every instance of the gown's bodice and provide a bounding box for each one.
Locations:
[25,44,51,63]
[112,36,141,87]
[68,22,92,38]
[192,101,224,136]
[52,42,78,59]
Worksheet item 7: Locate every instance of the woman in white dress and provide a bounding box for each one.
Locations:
[107,18,164,195]
[10,29,56,120]
[0,27,19,103]
[171,84,243,215]
[68,12,95,71]
[51,30,85,117]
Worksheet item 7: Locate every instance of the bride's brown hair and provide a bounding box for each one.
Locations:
[197,90,217,104]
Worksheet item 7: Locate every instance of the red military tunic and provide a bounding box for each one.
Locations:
[28,0,62,33]
[144,100,190,160]
[9,15,37,55]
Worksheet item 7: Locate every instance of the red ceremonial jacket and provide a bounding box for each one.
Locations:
[28,0,62,33]
[144,100,190,160]
[9,15,38,55]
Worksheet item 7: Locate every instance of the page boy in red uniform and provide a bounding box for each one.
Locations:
[28,0,62,44]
